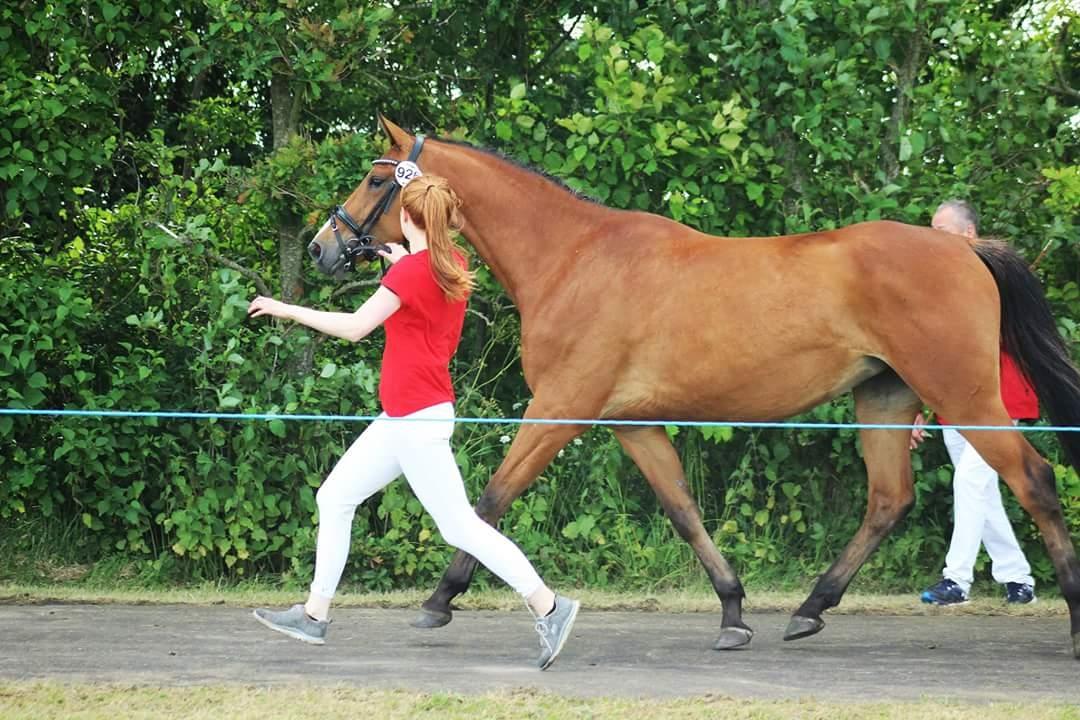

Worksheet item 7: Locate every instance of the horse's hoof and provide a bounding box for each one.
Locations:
[783,614,825,641]
[410,607,452,629]
[713,626,753,650]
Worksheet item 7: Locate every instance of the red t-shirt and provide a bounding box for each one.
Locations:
[1000,350,1039,420]
[378,250,467,417]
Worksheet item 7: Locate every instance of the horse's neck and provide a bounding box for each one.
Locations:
[428,142,607,312]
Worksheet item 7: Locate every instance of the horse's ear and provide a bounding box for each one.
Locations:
[377,114,410,149]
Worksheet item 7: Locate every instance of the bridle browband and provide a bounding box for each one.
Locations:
[328,134,426,273]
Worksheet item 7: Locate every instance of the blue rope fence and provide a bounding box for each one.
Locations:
[2,407,1078,432]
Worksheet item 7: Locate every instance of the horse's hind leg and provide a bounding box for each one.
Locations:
[614,426,752,650]
[786,371,921,641]
[412,416,586,629]
[959,424,1080,658]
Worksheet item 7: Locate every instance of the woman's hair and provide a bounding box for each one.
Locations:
[400,174,474,302]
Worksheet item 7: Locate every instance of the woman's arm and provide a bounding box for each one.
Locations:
[248,286,402,342]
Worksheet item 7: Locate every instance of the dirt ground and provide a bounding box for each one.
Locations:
[1,604,1077,702]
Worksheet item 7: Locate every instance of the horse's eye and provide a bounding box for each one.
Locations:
[370,176,386,188]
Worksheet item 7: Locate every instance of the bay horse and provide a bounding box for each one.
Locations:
[307,116,1080,658]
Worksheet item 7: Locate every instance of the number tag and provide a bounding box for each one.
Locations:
[394,161,423,187]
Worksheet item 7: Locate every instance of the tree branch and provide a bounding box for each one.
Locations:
[1049,24,1080,98]
[529,14,581,81]
[330,277,382,299]
[467,306,494,327]
[1029,236,1058,270]
[153,222,271,296]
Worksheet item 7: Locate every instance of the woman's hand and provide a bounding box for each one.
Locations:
[247,296,293,320]
[378,243,410,265]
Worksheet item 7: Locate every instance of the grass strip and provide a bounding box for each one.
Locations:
[0,683,1078,720]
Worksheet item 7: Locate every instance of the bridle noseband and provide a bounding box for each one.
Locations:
[329,135,426,273]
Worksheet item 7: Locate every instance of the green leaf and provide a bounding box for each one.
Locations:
[319,362,337,378]
[268,419,286,438]
[27,372,47,389]
[908,131,925,157]
[899,136,912,162]
[646,41,665,64]
[510,83,526,100]
[866,6,889,22]
[873,37,891,60]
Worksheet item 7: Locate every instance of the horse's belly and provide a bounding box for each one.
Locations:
[606,354,886,422]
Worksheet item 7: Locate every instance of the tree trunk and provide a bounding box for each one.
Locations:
[882,28,927,182]
[270,70,306,304]
[269,68,314,375]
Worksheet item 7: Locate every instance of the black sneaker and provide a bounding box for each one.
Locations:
[1004,582,1036,604]
[920,578,969,606]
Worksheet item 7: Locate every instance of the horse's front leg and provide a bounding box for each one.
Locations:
[411,415,587,628]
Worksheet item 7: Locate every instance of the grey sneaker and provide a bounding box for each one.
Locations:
[534,595,579,670]
[253,604,328,645]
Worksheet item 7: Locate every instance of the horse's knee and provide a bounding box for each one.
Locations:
[896,492,916,518]
[663,500,705,537]
[473,493,501,523]
[865,491,914,535]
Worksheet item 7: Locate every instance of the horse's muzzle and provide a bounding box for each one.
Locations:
[307,239,340,276]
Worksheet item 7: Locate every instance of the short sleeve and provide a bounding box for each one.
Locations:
[381,255,424,307]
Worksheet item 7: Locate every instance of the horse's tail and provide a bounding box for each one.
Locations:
[972,238,1080,470]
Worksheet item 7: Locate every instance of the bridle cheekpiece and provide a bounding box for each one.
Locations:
[328,135,426,272]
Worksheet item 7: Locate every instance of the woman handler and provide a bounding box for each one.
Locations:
[248,174,578,670]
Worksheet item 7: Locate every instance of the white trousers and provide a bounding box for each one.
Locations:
[941,427,1034,593]
[309,402,543,600]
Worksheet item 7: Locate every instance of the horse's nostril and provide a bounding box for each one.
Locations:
[307,241,322,260]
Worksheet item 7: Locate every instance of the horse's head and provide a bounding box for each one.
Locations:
[307,115,423,277]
